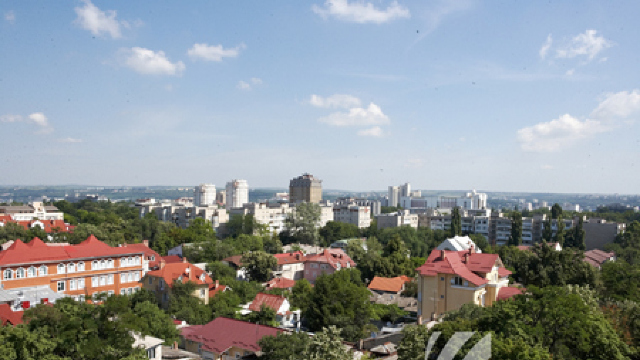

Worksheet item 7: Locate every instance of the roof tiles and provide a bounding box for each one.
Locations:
[180,317,282,354]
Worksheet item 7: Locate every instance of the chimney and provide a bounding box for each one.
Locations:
[143,240,149,248]
[469,245,474,255]
[463,253,469,264]
[215,280,219,289]
[440,250,446,260]
[160,260,165,270]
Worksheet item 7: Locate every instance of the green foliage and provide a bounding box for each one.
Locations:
[182,240,236,264]
[218,277,263,304]
[283,202,321,245]
[259,331,311,360]
[601,260,640,302]
[291,278,313,311]
[371,304,409,323]
[206,261,236,280]
[128,301,180,344]
[167,281,212,325]
[305,268,372,341]
[551,203,563,219]
[381,206,402,214]
[508,211,522,246]
[450,207,461,237]
[241,251,277,282]
[543,218,552,243]
[319,221,361,247]
[226,214,260,238]
[401,279,418,297]
[468,233,490,252]
[242,304,278,327]
[555,215,565,246]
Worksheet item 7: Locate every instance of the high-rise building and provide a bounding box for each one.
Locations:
[388,186,399,207]
[225,179,249,210]
[289,174,322,203]
[194,184,216,207]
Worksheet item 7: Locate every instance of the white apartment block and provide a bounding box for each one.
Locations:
[333,203,371,229]
[376,210,418,230]
[388,186,399,208]
[226,179,249,210]
[229,202,294,234]
[0,202,64,221]
[334,198,381,216]
[194,184,216,207]
[317,201,334,228]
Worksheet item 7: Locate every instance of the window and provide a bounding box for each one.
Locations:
[92,260,98,270]
[92,276,98,287]
[16,268,25,279]
[200,289,205,298]
[77,262,84,271]
[128,257,133,266]
[108,274,114,285]
[70,279,76,290]
[39,265,47,275]
[134,272,140,282]
[148,277,153,285]
[135,256,140,265]
[108,291,114,296]
[107,259,113,268]
[26,266,36,278]
[127,288,133,295]
[441,277,445,281]
[121,257,127,267]
[451,276,463,286]
[128,273,133,282]
[67,263,75,273]
[57,264,65,274]
[100,276,106,286]
[100,260,106,270]
[147,348,155,359]
[120,289,126,295]
[440,295,445,299]
[150,256,155,261]
[3,269,12,280]
[57,281,65,292]
[121,273,127,283]
[78,278,85,289]
[78,295,85,302]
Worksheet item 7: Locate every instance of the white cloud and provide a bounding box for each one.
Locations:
[74,0,123,39]
[0,114,22,123]
[58,137,83,143]
[318,103,390,127]
[1,112,53,133]
[357,126,383,137]
[556,29,612,61]
[517,114,607,152]
[237,81,251,90]
[5,10,15,24]
[119,47,185,76]
[28,112,49,127]
[237,78,263,91]
[590,90,640,120]
[565,68,575,76]
[251,78,263,85]
[312,0,410,24]
[187,43,245,62]
[309,94,362,109]
[539,34,552,59]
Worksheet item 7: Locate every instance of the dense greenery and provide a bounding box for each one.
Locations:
[281,202,322,245]
[241,251,278,282]
[259,326,352,360]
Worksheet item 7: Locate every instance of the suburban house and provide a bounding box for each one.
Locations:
[415,249,521,323]
[584,249,616,269]
[208,280,228,299]
[141,258,213,308]
[132,332,164,360]
[436,235,481,253]
[303,248,356,284]
[273,251,306,280]
[180,317,282,359]
[221,255,247,281]
[0,218,76,241]
[265,277,296,291]
[240,293,301,329]
[368,276,412,295]
[0,235,145,301]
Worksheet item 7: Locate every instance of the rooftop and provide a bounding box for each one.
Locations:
[368,276,411,293]
[180,317,282,354]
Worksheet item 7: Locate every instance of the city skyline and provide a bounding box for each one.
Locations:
[2,1,640,194]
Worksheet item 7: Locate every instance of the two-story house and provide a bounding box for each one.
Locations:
[240,293,300,329]
[273,251,306,280]
[415,249,521,323]
[141,259,213,308]
[303,248,356,284]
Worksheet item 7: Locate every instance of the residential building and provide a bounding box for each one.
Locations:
[221,255,247,281]
[583,218,626,250]
[132,332,164,360]
[416,249,521,322]
[584,249,616,269]
[119,240,161,276]
[375,210,418,230]
[194,184,216,207]
[289,173,322,204]
[240,293,301,329]
[368,276,411,295]
[0,202,64,221]
[388,186,399,208]
[209,280,228,299]
[436,236,482,253]
[0,286,66,325]
[229,202,293,234]
[180,317,282,359]
[333,203,371,228]
[265,277,296,291]
[335,197,381,216]
[225,179,249,210]
[303,248,356,284]
[216,190,226,207]
[142,259,213,308]
[318,201,334,227]
[273,251,305,280]
[0,236,145,301]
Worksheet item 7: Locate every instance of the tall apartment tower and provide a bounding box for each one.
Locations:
[194,184,216,206]
[289,174,322,203]
[400,183,411,198]
[388,186,399,208]
[225,179,249,210]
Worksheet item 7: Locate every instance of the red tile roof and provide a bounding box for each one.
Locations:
[180,317,282,354]
[0,219,75,234]
[146,262,213,287]
[304,248,355,270]
[274,251,306,265]
[248,293,286,313]
[209,281,227,298]
[584,249,615,267]
[162,255,183,264]
[416,250,509,286]
[265,277,296,289]
[368,276,411,293]
[0,235,147,266]
[497,287,524,301]
[0,304,23,325]
[222,255,244,267]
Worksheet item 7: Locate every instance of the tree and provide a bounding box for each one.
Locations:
[305,269,372,341]
[319,221,360,247]
[206,261,236,280]
[168,281,212,325]
[468,233,490,252]
[241,251,277,282]
[565,217,586,250]
[291,278,313,311]
[600,260,640,302]
[543,218,552,243]
[243,304,278,327]
[259,331,311,360]
[263,233,283,254]
[509,211,523,246]
[128,301,180,344]
[555,215,565,246]
[450,207,461,237]
[306,326,351,360]
[284,202,321,245]
[551,203,563,220]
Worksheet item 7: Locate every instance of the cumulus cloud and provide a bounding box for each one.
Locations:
[312,0,410,24]
[539,34,552,59]
[1,112,53,133]
[187,43,245,62]
[5,10,15,24]
[309,94,362,109]
[556,29,612,62]
[119,47,185,76]
[318,103,390,127]
[0,114,22,123]
[237,81,251,90]
[357,126,383,137]
[74,0,124,39]
[517,114,607,152]
[237,78,263,91]
[58,137,83,143]
[590,90,640,120]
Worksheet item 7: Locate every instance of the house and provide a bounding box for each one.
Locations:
[131,332,163,360]
[265,277,296,291]
[415,249,520,323]
[221,255,247,281]
[180,317,282,359]
[0,218,76,241]
[209,280,228,299]
[303,248,356,284]
[240,293,301,329]
[436,236,481,253]
[584,249,616,269]
[0,236,145,301]
[273,251,306,280]
[162,255,183,264]
[517,242,562,252]
[120,240,162,275]
[368,276,411,295]
[141,258,214,308]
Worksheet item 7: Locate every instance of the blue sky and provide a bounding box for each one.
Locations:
[1,1,640,193]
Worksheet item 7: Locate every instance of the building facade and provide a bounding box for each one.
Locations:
[375,210,419,230]
[0,202,64,221]
[289,174,322,204]
[333,203,371,229]
[225,179,249,210]
[194,184,217,207]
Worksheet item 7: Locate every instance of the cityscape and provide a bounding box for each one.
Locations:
[2,1,640,360]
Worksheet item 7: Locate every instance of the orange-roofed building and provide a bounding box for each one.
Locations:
[303,248,356,284]
[141,258,213,308]
[273,251,306,280]
[368,276,412,295]
[240,293,300,329]
[415,249,520,323]
[0,235,146,301]
[119,240,161,275]
[209,280,228,299]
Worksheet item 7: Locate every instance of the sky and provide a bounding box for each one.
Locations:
[1,1,640,194]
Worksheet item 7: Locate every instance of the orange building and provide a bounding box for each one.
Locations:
[0,235,146,301]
